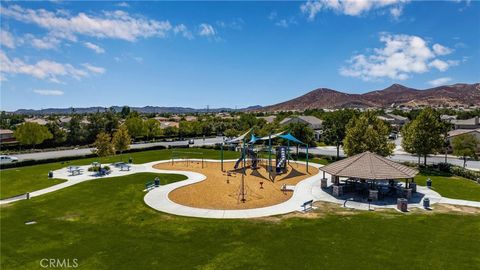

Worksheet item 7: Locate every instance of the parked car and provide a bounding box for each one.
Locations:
[388,133,397,140]
[0,155,18,164]
[188,139,195,144]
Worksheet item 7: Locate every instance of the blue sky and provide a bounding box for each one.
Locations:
[0,0,479,111]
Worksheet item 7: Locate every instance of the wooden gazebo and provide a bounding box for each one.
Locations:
[319,151,419,199]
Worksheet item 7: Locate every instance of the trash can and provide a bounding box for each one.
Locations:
[426,178,432,188]
[128,157,133,164]
[397,198,408,212]
[154,177,160,187]
[48,171,53,178]
[423,198,430,209]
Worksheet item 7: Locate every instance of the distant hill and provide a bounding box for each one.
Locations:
[260,83,480,111]
[11,105,262,115]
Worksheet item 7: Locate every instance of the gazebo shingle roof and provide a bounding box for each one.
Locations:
[320,151,418,180]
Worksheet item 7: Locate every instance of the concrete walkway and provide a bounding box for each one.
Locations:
[2,159,479,219]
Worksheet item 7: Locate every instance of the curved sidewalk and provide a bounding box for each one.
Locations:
[144,160,323,219]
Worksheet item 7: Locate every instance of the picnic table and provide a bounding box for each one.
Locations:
[67,166,83,176]
[120,164,131,171]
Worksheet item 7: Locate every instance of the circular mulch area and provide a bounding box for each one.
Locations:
[153,160,318,210]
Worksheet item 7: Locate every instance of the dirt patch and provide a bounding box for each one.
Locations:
[154,160,318,210]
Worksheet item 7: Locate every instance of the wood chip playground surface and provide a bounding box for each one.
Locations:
[154,160,318,210]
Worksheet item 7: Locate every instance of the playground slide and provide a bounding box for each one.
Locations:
[248,149,258,168]
[276,149,286,172]
[233,155,243,169]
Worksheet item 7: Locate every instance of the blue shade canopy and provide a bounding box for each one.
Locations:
[279,133,305,145]
[248,134,261,144]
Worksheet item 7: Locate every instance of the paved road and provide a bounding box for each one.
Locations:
[299,146,480,170]
[10,135,480,170]
[14,137,224,162]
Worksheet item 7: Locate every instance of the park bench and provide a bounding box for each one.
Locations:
[145,181,155,191]
[301,200,314,212]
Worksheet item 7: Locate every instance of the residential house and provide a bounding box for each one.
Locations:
[0,129,17,144]
[451,116,480,130]
[280,115,323,140]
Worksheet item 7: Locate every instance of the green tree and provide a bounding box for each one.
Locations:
[112,125,131,155]
[223,128,238,138]
[401,108,443,165]
[125,117,145,139]
[92,132,115,157]
[144,119,161,140]
[104,108,119,133]
[120,106,131,119]
[287,122,315,147]
[343,111,394,156]
[67,115,86,145]
[87,113,107,142]
[45,121,67,145]
[14,122,53,148]
[163,126,179,137]
[322,109,357,159]
[452,134,479,168]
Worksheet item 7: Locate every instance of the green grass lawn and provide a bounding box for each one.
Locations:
[1,172,479,270]
[0,148,239,199]
[415,170,480,202]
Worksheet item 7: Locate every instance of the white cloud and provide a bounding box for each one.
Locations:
[275,17,298,28]
[0,50,104,82]
[173,24,193,40]
[300,0,410,20]
[428,59,449,71]
[21,33,61,50]
[0,29,15,49]
[84,42,105,54]
[389,5,403,19]
[117,2,129,7]
[428,77,452,86]
[82,63,105,74]
[33,89,64,96]
[1,5,174,42]
[216,18,244,30]
[432,43,453,55]
[198,23,216,37]
[339,33,458,81]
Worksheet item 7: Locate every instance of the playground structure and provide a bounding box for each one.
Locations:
[171,150,205,169]
[219,129,310,204]
[221,129,310,178]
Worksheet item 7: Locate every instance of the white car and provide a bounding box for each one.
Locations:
[0,155,18,164]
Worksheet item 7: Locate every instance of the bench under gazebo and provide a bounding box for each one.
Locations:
[319,151,419,202]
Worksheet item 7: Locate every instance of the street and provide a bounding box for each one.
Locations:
[10,136,480,170]
[13,136,225,162]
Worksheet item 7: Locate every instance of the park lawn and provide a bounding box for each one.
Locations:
[415,171,480,202]
[1,172,479,270]
[0,148,239,199]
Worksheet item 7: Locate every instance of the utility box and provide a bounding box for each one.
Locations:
[321,178,328,189]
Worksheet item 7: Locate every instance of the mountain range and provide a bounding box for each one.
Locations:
[12,105,262,115]
[260,83,480,111]
[9,83,479,114]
